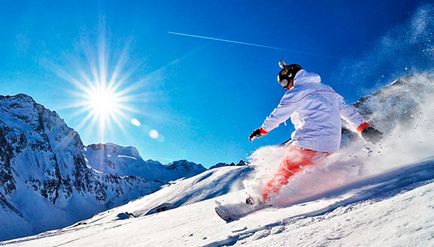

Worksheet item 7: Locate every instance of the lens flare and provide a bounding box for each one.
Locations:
[149,129,160,139]
[130,118,141,127]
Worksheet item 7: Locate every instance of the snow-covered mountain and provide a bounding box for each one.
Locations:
[2,157,433,247]
[84,143,206,182]
[0,94,204,241]
[209,160,248,170]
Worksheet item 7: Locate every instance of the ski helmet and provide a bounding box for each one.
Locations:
[277,60,302,88]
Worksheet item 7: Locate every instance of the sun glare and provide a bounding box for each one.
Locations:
[51,36,152,142]
[87,84,120,118]
[71,77,133,142]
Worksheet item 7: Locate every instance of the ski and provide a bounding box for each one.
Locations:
[214,199,271,223]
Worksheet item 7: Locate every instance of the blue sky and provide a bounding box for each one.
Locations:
[0,1,432,167]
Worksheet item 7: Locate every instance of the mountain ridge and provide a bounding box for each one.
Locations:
[0,93,205,241]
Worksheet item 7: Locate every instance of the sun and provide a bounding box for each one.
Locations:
[78,79,133,142]
[86,83,121,120]
[68,76,133,142]
[51,37,150,142]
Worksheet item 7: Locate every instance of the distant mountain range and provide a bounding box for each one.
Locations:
[85,143,207,182]
[0,94,220,241]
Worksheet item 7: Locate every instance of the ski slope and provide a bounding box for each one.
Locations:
[2,156,433,247]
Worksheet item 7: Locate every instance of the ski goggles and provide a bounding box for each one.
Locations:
[277,67,292,88]
[278,78,289,88]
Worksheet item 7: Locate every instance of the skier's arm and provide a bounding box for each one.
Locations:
[336,93,384,143]
[260,93,298,133]
[335,93,367,132]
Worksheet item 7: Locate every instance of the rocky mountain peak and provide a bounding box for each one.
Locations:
[0,94,163,241]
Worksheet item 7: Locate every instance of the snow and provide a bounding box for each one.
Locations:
[116,155,137,160]
[2,158,433,247]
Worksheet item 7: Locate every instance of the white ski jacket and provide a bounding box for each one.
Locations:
[261,69,365,153]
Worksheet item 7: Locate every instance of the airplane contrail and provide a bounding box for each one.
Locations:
[168,31,289,51]
[168,31,340,59]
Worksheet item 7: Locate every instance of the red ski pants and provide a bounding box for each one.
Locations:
[262,146,330,201]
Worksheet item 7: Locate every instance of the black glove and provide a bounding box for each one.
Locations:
[249,128,265,142]
[361,126,383,144]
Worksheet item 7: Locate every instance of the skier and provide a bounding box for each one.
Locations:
[249,61,383,203]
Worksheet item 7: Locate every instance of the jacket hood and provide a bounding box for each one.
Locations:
[294,69,321,85]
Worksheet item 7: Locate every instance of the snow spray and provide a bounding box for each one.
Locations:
[238,71,434,206]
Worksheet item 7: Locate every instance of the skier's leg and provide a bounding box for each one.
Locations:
[262,147,325,201]
[262,150,308,201]
[262,165,295,201]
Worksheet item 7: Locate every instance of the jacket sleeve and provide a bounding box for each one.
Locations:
[261,93,298,133]
[335,93,365,130]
